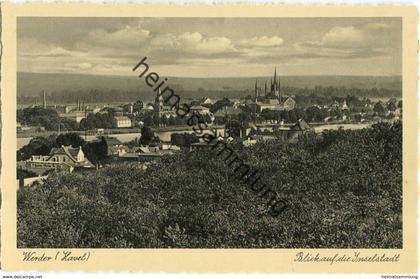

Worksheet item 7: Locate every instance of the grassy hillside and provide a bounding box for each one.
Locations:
[18,72,402,98]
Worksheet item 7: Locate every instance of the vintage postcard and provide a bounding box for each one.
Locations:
[0,3,418,273]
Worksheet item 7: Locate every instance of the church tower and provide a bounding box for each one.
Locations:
[154,88,163,125]
[254,79,259,100]
[278,75,282,103]
[273,67,279,98]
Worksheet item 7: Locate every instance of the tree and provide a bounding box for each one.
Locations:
[82,137,108,165]
[387,101,397,112]
[17,136,55,161]
[373,102,386,116]
[210,98,233,113]
[17,168,38,179]
[133,100,144,113]
[143,113,154,127]
[55,133,85,148]
[17,107,77,131]
[139,126,154,145]
[171,133,199,147]
[18,121,402,249]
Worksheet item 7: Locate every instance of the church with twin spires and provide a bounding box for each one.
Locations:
[252,68,296,113]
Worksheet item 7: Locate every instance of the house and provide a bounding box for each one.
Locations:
[102,137,122,147]
[114,116,132,128]
[283,97,297,111]
[190,141,217,151]
[213,106,243,122]
[25,145,94,173]
[118,145,176,162]
[17,125,45,133]
[190,105,211,115]
[143,105,155,111]
[59,111,86,123]
[201,97,214,105]
[242,137,257,147]
[52,105,72,114]
[331,101,340,109]
[291,119,312,131]
[86,106,101,114]
[94,137,128,156]
[161,143,181,151]
[255,99,282,113]
[342,100,349,110]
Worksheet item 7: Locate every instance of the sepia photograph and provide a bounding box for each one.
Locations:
[15,16,404,249]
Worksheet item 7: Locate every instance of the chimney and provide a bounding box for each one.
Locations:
[42,90,46,109]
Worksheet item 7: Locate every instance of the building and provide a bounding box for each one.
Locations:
[98,137,124,156]
[200,97,214,106]
[118,144,177,162]
[342,100,349,110]
[113,116,132,128]
[283,97,297,111]
[249,68,296,114]
[49,105,73,114]
[59,111,86,123]
[154,88,178,123]
[190,105,211,115]
[213,106,243,122]
[190,141,217,151]
[25,145,94,173]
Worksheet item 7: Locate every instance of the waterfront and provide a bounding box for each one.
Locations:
[16,123,372,150]
[17,127,226,150]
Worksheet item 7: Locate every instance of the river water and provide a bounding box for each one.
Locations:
[16,123,370,150]
[17,128,226,150]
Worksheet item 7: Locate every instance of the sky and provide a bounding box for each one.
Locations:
[17,17,402,77]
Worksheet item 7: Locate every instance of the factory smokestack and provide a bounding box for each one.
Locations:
[42,90,46,109]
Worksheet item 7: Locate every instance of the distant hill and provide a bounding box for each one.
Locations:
[17,72,402,104]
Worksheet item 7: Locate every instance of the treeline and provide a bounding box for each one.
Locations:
[18,121,402,248]
[79,112,116,130]
[17,107,78,131]
[17,86,401,105]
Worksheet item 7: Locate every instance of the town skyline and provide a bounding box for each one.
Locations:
[18,17,402,78]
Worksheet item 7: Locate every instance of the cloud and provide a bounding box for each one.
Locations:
[151,32,236,56]
[319,26,365,48]
[295,22,398,60]
[18,39,87,57]
[82,25,151,49]
[238,36,284,48]
[17,18,401,76]
[78,62,92,69]
[305,22,394,49]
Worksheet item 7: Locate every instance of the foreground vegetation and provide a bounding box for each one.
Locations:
[18,121,402,248]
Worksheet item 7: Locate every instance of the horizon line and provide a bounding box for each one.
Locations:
[18,71,403,79]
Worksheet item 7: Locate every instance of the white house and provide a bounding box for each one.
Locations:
[114,116,132,128]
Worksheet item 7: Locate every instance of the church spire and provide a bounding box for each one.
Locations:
[274,67,277,84]
[278,75,282,102]
[255,79,259,98]
[269,67,276,94]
